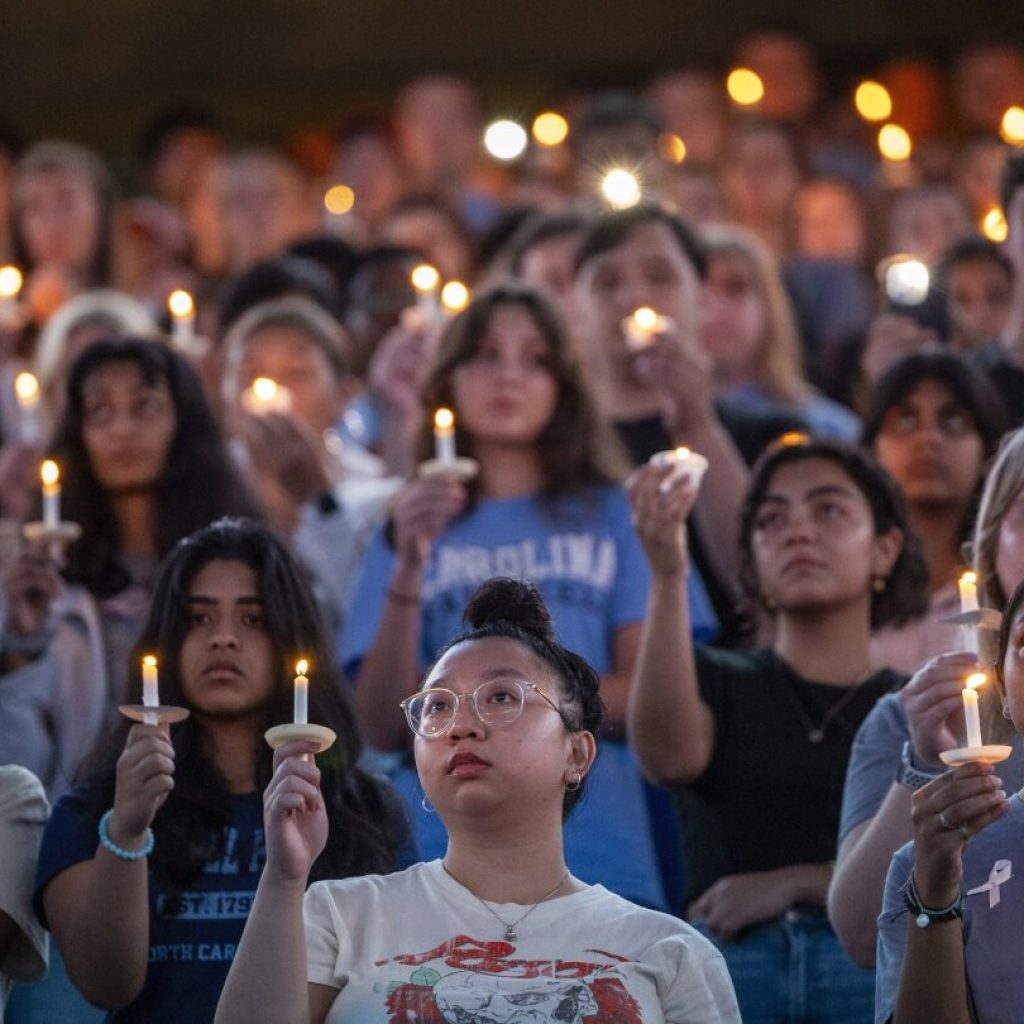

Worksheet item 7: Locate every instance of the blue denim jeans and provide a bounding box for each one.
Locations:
[696,910,875,1024]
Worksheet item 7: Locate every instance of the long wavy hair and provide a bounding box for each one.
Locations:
[413,282,628,506]
[81,518,406,889]
[51,337,261,598]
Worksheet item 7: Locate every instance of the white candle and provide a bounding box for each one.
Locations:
[959,571,980,656]
[623,307,672,351]
[240,377,293,416]
[963,672,986,748]
[142,654,160,709]
[0,265,23,329]
[14,372,43,445]
[411,264,441,325]
[433,408,457,464]
[293,659,309,725]
[651,446,710,494]
[40,460,60,531]
[168,290,195,345]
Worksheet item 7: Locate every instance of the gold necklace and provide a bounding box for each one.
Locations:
[442,863,571,941]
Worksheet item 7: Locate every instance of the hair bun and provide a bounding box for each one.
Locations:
[463,577,555,641]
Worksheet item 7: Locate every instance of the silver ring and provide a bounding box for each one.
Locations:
[959,824,971,841]
[939,811,955,830]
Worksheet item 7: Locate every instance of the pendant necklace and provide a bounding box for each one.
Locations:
[777,658,878,744]
[442,863,570,941]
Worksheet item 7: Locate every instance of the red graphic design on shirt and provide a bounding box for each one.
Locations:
[377,934,642,1023]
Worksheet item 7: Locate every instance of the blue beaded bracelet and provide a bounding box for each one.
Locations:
[98,810,154,861]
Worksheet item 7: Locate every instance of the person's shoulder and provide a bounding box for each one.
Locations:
[306,860,433,910]
[695,644,773,679]
[0,765,47,808]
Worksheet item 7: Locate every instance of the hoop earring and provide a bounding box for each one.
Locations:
[565,770,582,793]
[872,575,888,593]
[421,794,435,813]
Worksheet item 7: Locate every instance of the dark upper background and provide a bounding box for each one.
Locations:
[7,0,1024,164]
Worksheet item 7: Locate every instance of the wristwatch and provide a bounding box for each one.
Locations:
[896,740,944,790]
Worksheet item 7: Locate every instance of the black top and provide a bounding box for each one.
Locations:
[971,344,1024,429]
[676,646,904,905]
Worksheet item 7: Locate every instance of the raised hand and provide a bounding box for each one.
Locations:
[901,652,981,766]
[390,477,466,570]
[2,544,61,640]
[627,459,700,580]
[262,740,328,886]
[108,723,176,849]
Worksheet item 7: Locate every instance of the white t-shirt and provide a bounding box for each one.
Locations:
[304,860,739,1023]
[0,765,49,1020]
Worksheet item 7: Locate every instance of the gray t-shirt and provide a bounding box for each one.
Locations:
[839,692,1024,843]
[876,794,1024,1024]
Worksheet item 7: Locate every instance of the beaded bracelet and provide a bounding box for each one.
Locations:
[98,810,154,861]
[904,869,962,928]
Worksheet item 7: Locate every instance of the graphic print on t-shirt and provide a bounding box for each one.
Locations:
[375,934,642,1023]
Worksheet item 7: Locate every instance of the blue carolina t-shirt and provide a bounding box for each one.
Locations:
[340,487,717,911]
[35,787,265,1023]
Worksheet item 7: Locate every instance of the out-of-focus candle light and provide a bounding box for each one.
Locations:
[878,124,913,162]
[623,306,669,350]
[14,372,43,444]
[484,120,528,161]
[241,377,293,416]
[532,112,569,147]
[658,132,687,164]
[41,460,60,532]
[854,81,893,122]
[433,408,457,464]
[962,671,987,749]
[726,68,764,107]
[883,256,930,305]
[168,289,195,345]
[324,184,356,215]
[981,206,1009,243]
[0,266,23,300]
[441,281,471,315]
[601,168,642,210]
[1001,106,1024,146]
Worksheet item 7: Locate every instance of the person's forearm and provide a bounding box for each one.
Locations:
[679,418,747,589]
[216,878,309,1024]
[829,784,914,968]
[627,573,712,784]
[51,850,151,1007]
[353,562,423,750]
[893,919,971,1024]
[783,862,833,907]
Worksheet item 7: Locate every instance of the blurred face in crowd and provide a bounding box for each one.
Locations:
[219,152,316,274]
[378,204,472,282]
[517,231,583,317]
[343,256,419,375]
[330,130,404,228]
[15,168,102,274]
[945,256,1013,350]
[223,323,350,437]
[573,219,702,370]
[662,165,728,227]
[734,31,821,122]
[794,180,868,264]
[699,251,766,386]
[451,302,559,449]
[81,360,177,493]
[872,377,985,514]
[1006,184,1024,279]
[151,127,222,207]
[646,69,728,164]
[723,126,803,232]
[888,189,973,268]
[954,44,1024,133]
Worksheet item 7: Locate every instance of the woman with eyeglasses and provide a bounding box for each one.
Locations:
[215,576,740,1024]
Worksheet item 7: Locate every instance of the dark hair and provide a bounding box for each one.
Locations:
[934,235,1014,291]
[415,282,627,501]
[508,211,590,276]
[571,92,664,152]
[138,107,222,166]
[52,337,261,597]
[573,202,707,279]
[287,235,360,313]
[999,149,1024,216]
[381,193,476,265]
[430,577,604,816]
[739,438,929,629]
[998,577,1024,688]
[81,518,405,889]
[218,254,341,334]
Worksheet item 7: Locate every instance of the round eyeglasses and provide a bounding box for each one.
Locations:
[400,678,568,739]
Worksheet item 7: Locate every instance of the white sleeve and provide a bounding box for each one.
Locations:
[303,881,348,990]
[659,931,742,1024]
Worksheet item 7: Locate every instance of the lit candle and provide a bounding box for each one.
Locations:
[600,168,641,210]
[726,67,765,107]
[651,446,710,493]
[40,460,60,531]
[433,408,457,464]
[0,265,23,329]
[142,654,160,710]
[240,377,293,416]
[959,571,979,613]
[168,289,195,345]
[878,124,914,187]
[293,659,309,725]
[411,264,441,324]
[963,672,986,749]
[440,281,471,316]
[623,307,671,351]
[14,372,43,445]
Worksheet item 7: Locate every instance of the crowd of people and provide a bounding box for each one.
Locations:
[2,28,1024,1023]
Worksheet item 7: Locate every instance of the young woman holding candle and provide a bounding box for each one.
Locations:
[830,427,1024,968]
[32,518,408,1024]
[340,282,690,912]
[872,577,1024,1024]
[862,350,1004,674]
[215,576,740,1024]
[0,337,258,798]
[626,436,928,1023]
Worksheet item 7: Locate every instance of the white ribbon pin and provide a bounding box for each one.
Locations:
[967,860,1013,908]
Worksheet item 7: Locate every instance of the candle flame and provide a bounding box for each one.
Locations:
[727,68,765,106]
[295,658,309,677]
[532,111,569,147]
[854,81,892,122]
[966,671,987,691]
[252,377,279,402]
[1001,106,1024,146]
[40,460,59,487]
[600,168,641,209]
[981,206,1009,243]
[673,446,691,460]
[434,407,455,431]
[323,184,355,215]
[960,570,977,586]
[143,654,158,668]
[168,289,194,318]
[411,264,440,293]
[0,265,23,299]
[14,372,39,402]
[441,281,471,313]
[658,132,687,164]
[632,307,659,330]
[878,123,912,161]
